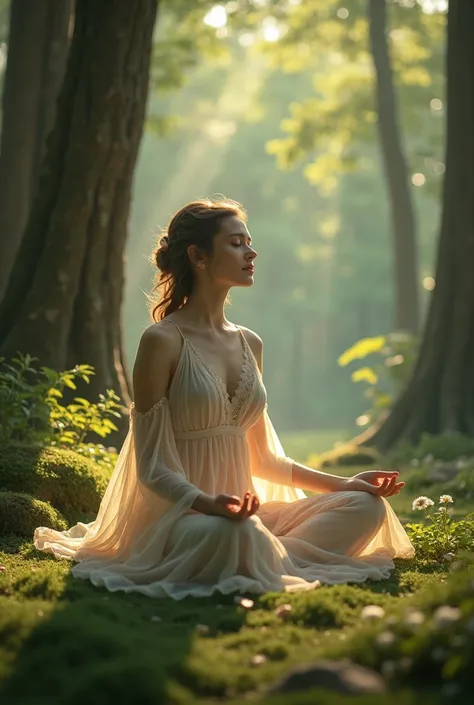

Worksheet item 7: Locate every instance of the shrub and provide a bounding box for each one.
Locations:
[338,332,419,428]
[387,432,474,467]
[0,353,121,467]
[406,495,474,561]
[0,491,67,536]
[0,444,110,523]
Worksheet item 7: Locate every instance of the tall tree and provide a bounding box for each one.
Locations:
[368,0,419,333]
[370,0,474,451]
[0,0,72,301]
[0,0,158,422]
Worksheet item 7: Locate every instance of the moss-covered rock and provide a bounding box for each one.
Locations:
[0,491,67,536]
[0,444,110,523]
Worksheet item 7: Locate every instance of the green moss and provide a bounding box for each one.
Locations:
[0,536,465,704]
[0,444,110,523]
[0,492,67,537]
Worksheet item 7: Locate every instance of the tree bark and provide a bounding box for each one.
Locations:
[369,0,474,451]
[0,0,72,301]
[0,0,159,436]
[368,0,420,334]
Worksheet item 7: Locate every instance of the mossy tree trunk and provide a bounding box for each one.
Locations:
[0,0,159,436]
[370,0,474,451]
[0,0,72,301]
[368,0,420,334]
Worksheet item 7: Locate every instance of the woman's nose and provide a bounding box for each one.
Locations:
[248,248,257,261]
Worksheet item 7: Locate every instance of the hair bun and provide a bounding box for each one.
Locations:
[155,235,171,272]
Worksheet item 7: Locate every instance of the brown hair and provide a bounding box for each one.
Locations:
[150,197,247,321]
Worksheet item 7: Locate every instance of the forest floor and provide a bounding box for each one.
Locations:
[0,453,473,705]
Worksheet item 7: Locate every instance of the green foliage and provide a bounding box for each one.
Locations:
[0,492,67,537]
[388,433,474,466]
[407,496,474,562]
[264,0,446,198]
[338,332,419,426]
[0,444,109,524]
[0,353,121,467]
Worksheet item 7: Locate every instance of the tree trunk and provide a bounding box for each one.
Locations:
[0,0,159,437]
[0,0,72,302]
[368,0,420,334]
[369,0,474,451]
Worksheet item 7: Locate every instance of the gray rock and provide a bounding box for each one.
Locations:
[266,659,386,696]
[427,464,459,483]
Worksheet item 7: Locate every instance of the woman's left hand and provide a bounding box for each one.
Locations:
[345,469,405,498]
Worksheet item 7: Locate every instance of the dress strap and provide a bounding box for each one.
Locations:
[165,318,186,342]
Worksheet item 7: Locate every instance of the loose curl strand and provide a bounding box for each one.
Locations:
[149,197,247,321]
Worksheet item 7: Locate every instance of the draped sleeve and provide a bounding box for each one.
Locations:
[246,405,307,504]
[33,398,202,564]
[133,398,202,504]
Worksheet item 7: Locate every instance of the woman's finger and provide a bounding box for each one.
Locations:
[237,492,251,518]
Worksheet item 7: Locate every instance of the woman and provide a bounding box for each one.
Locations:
[34,197,414,599]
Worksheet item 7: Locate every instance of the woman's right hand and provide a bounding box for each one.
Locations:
[198,492,260,520]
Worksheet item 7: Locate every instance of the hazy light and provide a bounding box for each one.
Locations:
[204,5,227,29]
[430,98,443,111]
[238,32,255,47]
[356,414,370,427]
[411,172,426,187]
[423,276,436,291]
[419,0,448,14]
[262,20,281,42]
[337,7,349,19]
[433,161,446,175]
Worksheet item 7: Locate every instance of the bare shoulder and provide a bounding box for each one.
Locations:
[238,325,263,367]
[132,321,182,413]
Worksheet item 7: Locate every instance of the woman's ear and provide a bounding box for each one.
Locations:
[187,244,206,270]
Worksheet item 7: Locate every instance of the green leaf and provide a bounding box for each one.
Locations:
[338,336,386,367]
[351,367,378,385]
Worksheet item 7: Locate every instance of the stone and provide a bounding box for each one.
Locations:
[266,660,386,696]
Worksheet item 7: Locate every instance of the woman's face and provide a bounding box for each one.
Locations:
[206,215,258,288]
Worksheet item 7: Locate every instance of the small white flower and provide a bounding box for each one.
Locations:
[412,496,435,511]
[250,654,267,666]
[404,609,425,630]
[274,603,292,619]
[439,494,454,504]
[233,596,254,609]
[432,605,462,629]
[375,630,396,647]
[195,624,210,635]
[360,605,385,620]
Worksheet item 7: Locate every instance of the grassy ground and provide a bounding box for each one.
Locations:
[1,431,473,704]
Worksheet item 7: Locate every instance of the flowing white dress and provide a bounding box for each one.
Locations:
[34,322,414,599]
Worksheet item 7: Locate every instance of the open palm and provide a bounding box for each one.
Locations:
[351,469,405,497]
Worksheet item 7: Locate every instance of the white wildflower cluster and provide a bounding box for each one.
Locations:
[412,494,455,511]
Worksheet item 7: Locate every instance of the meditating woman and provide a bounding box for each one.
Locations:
[34,197,414,598]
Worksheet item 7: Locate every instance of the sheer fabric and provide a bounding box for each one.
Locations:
[33,322,414,598]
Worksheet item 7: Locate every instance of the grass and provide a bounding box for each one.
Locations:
[1,430,474,704]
